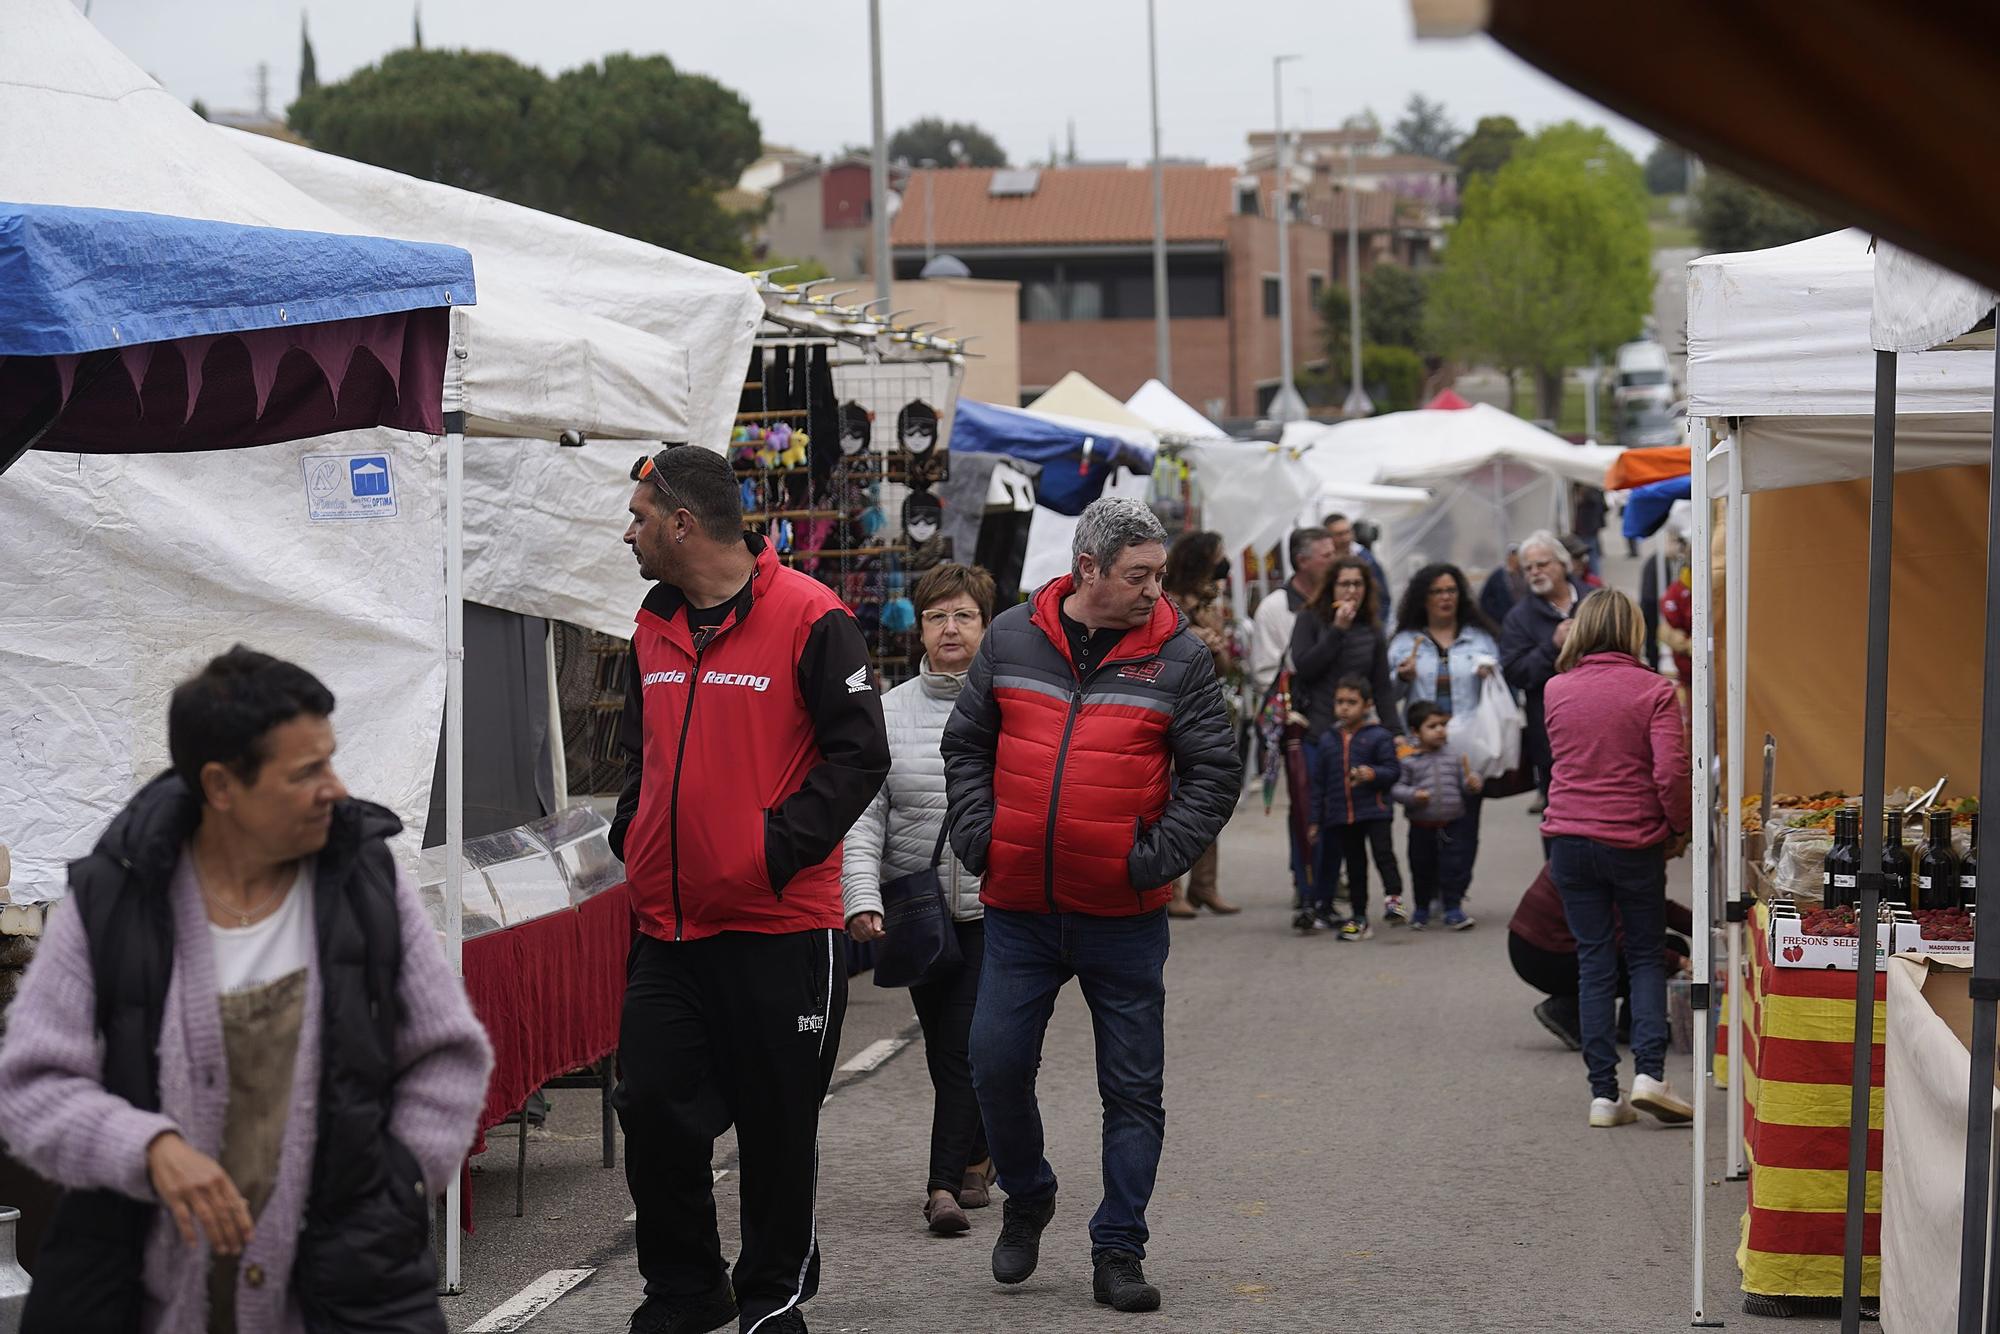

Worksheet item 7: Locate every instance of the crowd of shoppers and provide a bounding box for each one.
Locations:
[0,448,1708,1332]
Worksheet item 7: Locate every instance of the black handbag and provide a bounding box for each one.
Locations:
[871,823,963,989]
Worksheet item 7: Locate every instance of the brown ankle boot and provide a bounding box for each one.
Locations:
[1167,883,1198,918]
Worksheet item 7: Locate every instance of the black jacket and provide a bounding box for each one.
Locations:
[1500,579,1587,774]
[24,774,441,1334]
[1288,610,1399,738]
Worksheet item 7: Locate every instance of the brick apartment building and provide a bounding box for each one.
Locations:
[886,163,1426,417]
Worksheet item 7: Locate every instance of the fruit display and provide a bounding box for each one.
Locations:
[1910,906,1975,942]
[1800,905,1865,938]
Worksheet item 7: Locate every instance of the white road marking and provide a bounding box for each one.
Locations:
[465,1268,595,1331]
[839,1036,909,1073]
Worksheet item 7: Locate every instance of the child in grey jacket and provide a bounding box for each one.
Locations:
[1391,700,1484,929]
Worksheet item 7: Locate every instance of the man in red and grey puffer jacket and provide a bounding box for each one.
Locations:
[942,496,1241,1315]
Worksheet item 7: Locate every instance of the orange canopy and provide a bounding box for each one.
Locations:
[1605,444,1690,492]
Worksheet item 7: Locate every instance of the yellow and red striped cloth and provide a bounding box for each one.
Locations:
[1717,904,1883,1296]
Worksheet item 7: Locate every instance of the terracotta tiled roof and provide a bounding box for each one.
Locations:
[889,165,1238,249]
[1347,153,1455,176]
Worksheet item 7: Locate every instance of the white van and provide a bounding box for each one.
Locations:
[1614,341,1677,445]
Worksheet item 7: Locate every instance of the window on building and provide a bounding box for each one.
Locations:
[1263,276,1281,319]
[1066,279,1105,321]
[1309,273,1326,304]
[1237,186,1260,216]
[1023,280,1063,323]
[1169,269,1225,319]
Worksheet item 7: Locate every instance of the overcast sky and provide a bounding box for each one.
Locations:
[84,0,1653,167]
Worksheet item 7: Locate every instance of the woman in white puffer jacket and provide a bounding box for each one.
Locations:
[843,562,994,1236]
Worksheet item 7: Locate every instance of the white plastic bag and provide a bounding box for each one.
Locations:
[1449,674,1525,779]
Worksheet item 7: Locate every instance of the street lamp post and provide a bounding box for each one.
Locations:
[1343,140,1372,416]
[1148,0,1171,386]
[1271,54,1303,422]
[921,158,938,264]
[868,0,891,303]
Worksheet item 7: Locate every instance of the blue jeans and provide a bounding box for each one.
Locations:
[1407,807,1478,913]
[970,906,1169,1258]
[1548,836,1669,1100]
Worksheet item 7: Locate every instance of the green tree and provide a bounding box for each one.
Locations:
[888,117,1007,168]
[1694,170,1827,252]
[1386,93,1461,161]
[1316,265,1429,369]
[1644,140,1689,195]
[289,49,551,199]
[1454,114,1523,188]
[1426,122,1652,418]
[299,14,318,98]
[539,54,762,265]
[289,49,762,266]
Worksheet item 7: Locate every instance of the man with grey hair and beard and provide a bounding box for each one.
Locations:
[1500,529,1590,810]
[942,496,1241,1314]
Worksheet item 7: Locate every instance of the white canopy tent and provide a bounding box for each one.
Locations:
[0,0,759,1286]
[1126,378,1228,442]
[1683,228,1998,1320]
[1282,402,1620,587]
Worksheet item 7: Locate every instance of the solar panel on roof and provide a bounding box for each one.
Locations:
[988,169,1041,197]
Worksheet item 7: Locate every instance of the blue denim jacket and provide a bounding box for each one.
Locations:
[1386,625,1500,718]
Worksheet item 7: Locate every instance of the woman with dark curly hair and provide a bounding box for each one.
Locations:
[1160,530,1242,918]
[1290,556,1398,742]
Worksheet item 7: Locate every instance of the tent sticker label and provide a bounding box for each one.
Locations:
[302,453,398,521]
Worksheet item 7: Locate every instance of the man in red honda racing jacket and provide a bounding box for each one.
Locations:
[609,444,889,1334]
[942,495,1242,1315]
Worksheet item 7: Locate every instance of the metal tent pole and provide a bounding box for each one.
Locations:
[1688,417,1720,1327]
[1841,350,1897,1334]
[1725,435,1750,1182]
[1146,0,1170,387]
[441,318,468,1295]
[1960,315,2000,1334]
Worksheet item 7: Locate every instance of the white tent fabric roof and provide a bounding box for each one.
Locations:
[1126,379,1227,440]
[0,0,703,442]
[1283,402,1620,491]
[227,129,762,453]
[1686,229,1996,494]
[1871,240,2000,355]
[1028,372,1162,437]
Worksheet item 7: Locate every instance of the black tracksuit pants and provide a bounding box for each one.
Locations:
[616,928,846,1329]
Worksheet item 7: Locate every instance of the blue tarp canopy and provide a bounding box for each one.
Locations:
[0,202,475,461]
[950,398,1156,517]
[0,201,473,357]
[1622,473,1692,539]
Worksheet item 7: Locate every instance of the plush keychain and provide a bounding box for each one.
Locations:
[780,429,810,469]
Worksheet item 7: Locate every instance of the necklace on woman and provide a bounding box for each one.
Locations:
[196,858,293,927]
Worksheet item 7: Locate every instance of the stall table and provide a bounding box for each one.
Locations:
[460,881,632,1223]
[1734,902,1884,1302]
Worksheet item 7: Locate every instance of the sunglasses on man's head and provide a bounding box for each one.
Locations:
[630,450,689,508]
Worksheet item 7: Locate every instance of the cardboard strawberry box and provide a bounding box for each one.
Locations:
[1768,903,1895,970]
[1893,906,1977,964]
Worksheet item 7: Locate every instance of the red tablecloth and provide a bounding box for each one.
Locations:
[463,881,632,1157]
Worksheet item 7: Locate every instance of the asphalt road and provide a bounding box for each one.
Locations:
[443,548,1839,1333]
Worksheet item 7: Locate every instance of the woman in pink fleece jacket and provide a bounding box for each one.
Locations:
[1541,589,1694,1130]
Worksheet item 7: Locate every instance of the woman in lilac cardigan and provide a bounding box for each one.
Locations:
[1541,590,1694,1130]
[0,648,492,1334]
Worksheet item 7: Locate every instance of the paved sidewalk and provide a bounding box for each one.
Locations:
[454,771,1807,1332]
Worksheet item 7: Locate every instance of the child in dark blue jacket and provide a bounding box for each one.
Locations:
[1303,674,1403,940]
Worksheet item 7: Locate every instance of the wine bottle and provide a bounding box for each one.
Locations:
[1881,809,1914,904]
[1962,815,1980,911]
[1918,810,1958,911]
[1825,808,1859,909]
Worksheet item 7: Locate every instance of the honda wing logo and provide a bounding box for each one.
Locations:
[845,665,871,694]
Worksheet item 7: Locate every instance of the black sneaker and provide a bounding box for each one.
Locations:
[1292,908,1321,935]
[992,1192,1057,1284]
[1534,997,1583,1052]
[1092,1250,1162,1313]
[628,1277,736,1334]
[755,1312,808,1334]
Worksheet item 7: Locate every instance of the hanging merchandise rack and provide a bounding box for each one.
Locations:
[734,273,969,688]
